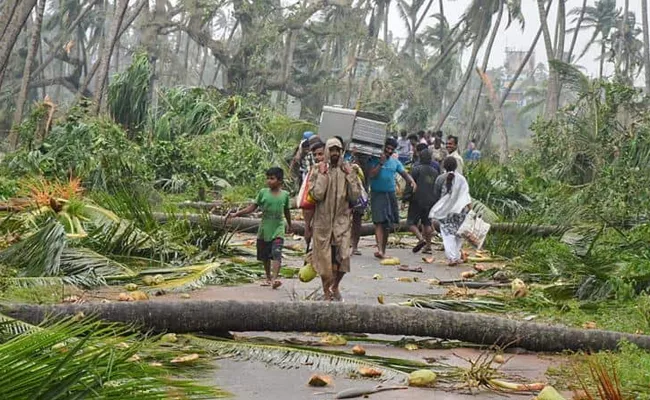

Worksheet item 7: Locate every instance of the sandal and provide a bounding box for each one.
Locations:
[412,240,426,253]
[272,280,282,289]
[260,281,272,287]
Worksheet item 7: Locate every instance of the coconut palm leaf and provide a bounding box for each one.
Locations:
[0,318,219,399]
[151,262,262,292]
[58,247,137,287]
[0,314,38,340]
[0,219,66,277]
[404,298,506,312]
[2,276,67,289]
[188,336,438,384]
[470,198,500,223]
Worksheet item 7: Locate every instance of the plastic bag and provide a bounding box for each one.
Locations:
[353,184,369,210]
[457,210,491,249]
[297,169,315,209]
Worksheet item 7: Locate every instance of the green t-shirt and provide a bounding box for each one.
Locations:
[255,188,290,242]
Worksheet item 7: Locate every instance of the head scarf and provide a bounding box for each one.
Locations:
[325,137,344,167]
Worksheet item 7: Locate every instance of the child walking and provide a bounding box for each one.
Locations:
[228,167,292,288]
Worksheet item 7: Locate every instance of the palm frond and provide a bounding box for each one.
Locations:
[0,318,219,399]
[0,220,66,276]
[405,298,506,312]
[470,198,500,223]
[59,247,137,287]
[2,276,66,289]
[189,336,422,384]
[550,59,591,94]
[151,262,262,292]
[0,314,39,340]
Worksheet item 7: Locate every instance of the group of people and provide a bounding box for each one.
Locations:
[230,129,476,301]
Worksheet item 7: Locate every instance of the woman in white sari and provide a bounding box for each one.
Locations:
[429,156,471,266]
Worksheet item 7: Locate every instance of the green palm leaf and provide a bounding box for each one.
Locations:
[188,336,436,384]
[0,220,66,277]
[0,314,38,340]
[0,318,219,399]
[150,262,262,292]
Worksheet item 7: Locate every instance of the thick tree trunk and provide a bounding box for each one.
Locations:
[477,0,552,148]
[537,0,559,119]
[552,0,566,108]
[567,0,587,63]
[92,0,129,114]
[0,0,37,89]
[152,212,568,237]
[434,27,483,131]
[469,4,503,136]
[642,0,650,93]
[476,67,508,163]
[8,0,46,150]
[4,301,650,352]
[0,0,19,39]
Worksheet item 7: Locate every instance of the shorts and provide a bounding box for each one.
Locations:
[406,202,432,227]
[370,191,399,228]
[256,238,284,262]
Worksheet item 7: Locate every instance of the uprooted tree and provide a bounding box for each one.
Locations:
[3,300,650,352]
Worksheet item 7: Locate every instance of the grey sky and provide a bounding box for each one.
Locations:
[387,0,644,79]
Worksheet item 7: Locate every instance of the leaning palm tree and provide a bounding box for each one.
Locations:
[568,0,619,78]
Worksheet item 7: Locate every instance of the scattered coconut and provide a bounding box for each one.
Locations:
[298,264,317,282]
[320,335,347,346]
[372,273,382,280]
[180,293,191,299]
[230,256,247,264]
[142,275,155,286]
[427,279,440,285]
[358,367,382,377]
[408,369,437,387]
[534,385,565,400]
[352,345,366,356]
[511,278,528,298]
[149,362,163,367]
[118,292,134,302]
[422,257,435,264]
[404,343,418,351]
[460,271,476,279]
[100,299,111,303]
[377,295,385,304]
[124,283,138,291]
[130,291,149,301]
[153,274,165,285]
[473,263,487,272]
[308,374,332,387]
[493,354,505,364]
[582,321,597,330]
[380,257,400,266]
[160,333,178,343]
[396,277,414,282]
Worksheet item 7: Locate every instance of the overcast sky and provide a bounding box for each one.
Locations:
[387,0,644,79]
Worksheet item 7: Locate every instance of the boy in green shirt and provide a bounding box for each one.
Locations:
[228,167,292,289]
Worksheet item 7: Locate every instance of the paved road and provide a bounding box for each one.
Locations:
[151,234,563,399]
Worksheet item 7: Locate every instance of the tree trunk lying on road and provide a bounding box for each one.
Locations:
[153,213,568,237]
[2,300,649,352]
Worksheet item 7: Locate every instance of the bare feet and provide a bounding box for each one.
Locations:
[352,249,362,256]
[260,280,272,287]
[374,251,384,259]
[272,280,282,289]
[331,290,343,302]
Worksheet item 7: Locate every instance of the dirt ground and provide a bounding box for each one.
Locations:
[95,233,568,399]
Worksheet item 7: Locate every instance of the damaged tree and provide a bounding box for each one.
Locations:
[3,300,649,352]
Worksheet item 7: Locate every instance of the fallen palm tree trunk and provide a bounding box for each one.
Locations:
[153,213,568,237]
[2,300,649,352]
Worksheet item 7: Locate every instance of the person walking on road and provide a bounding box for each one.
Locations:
[368,138,417,259]
[430,156,471,266]
[309,138,362,301]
